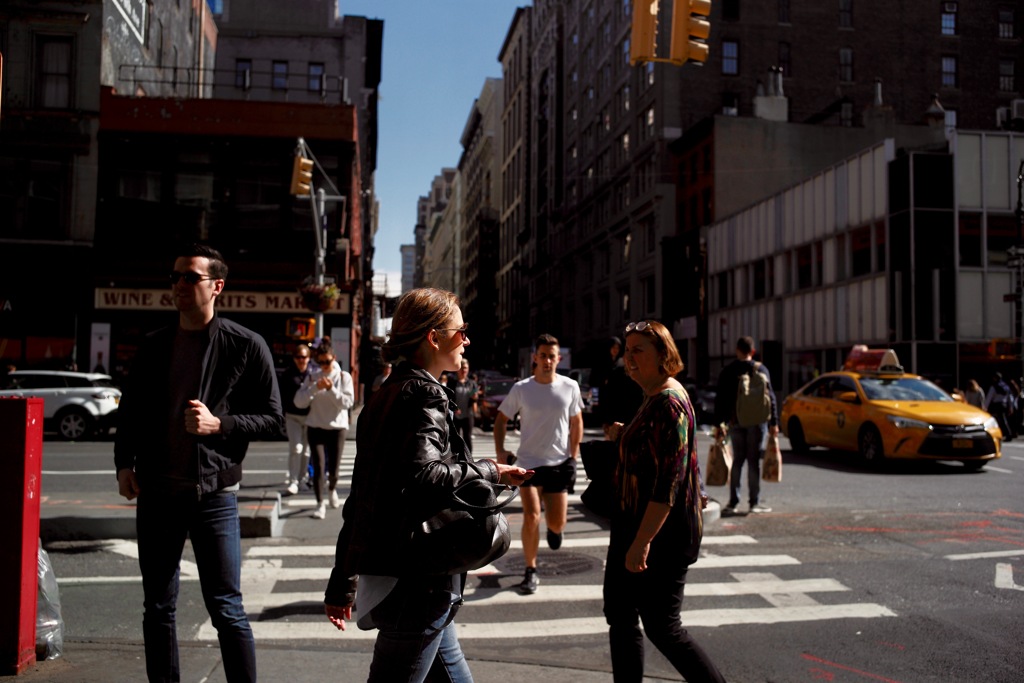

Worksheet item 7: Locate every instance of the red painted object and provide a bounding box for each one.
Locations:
[0,397,44,675]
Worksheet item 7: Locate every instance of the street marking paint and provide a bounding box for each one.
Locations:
[945,549,1024,560]
[197,602,895,642]
[242,535,759,558]
[239,577,850,610]
[801,653,903,683]
[983,465,1013,473]
[995,563,1024,591]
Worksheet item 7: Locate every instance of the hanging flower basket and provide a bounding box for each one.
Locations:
[299,282,340,313]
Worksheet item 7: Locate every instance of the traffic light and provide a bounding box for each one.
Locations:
[629,0,660,65]
[286,317,316,340]
[289,154,313,196]
[670,0,712,65]
[630,0,712,66]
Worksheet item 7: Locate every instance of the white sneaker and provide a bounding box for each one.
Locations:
[286,482,299,496]
[313,502,327,519]
[329,489,341,509]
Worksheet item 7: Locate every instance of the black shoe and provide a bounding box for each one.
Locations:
[519,567,538,594]
[547,529,563,550]
[721,505,739,517]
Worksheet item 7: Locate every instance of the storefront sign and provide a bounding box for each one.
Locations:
[94,288,351,314]
[111,0,147,44]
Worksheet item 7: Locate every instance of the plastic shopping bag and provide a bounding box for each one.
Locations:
[36,541,65,660]
[762,434,783,483]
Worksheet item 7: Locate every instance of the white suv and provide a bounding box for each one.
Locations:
[0,370,121,440]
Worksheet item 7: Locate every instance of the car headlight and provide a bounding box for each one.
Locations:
[886,415,931,430]
[983,417,999,431]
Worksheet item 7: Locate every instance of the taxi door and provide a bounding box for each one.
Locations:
[824,375,864,451]
[797,377,836,446]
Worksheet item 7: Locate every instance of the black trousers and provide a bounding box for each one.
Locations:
[453,416,473,453]
[602,525,726,683]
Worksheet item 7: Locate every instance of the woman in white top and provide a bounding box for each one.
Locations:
[294,339,355,519]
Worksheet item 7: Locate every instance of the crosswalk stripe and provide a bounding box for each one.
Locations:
[240,577,850,610]
[238,554,800,582]
[243,535,758,558]
[198,603,895,642]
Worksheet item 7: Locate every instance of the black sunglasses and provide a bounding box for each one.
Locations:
[169,271,217,285]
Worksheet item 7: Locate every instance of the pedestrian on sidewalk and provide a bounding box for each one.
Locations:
[713,336,779,516]
[294,337,355,519]
[323,287,532,682]
[603,320,725,683]
[114,243,283,683]
[451,358,479,452]
[495,333,584,594]
[281,343,313,495]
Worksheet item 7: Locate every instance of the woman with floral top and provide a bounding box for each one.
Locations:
[603,320,726,683]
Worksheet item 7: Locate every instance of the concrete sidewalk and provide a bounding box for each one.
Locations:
[6,640,641,682]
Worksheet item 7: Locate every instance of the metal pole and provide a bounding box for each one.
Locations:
[309,187,325,339]
[1016,160,1024,383]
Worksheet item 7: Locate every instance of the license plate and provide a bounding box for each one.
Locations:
[952,438,973,449]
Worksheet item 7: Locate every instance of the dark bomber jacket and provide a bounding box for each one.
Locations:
[324,361,500,607]
[114,315,283,495]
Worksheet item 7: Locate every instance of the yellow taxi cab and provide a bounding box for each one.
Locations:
[780,346,1002,470]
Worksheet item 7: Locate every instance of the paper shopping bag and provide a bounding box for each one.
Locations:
[705,438,733,487]
[762,434,783,482]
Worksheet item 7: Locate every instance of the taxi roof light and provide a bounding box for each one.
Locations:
[843,345,904,374]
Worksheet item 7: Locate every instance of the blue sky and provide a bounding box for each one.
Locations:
[339,1,527,290]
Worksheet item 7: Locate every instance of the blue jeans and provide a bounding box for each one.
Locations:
[728,423,767,508]
[366,575,472,683]
[137,488,255,683]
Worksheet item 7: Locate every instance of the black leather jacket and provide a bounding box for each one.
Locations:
[114,315,283,495]
[324,361,499,606]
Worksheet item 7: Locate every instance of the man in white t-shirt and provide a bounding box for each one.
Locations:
[495,333,584,595]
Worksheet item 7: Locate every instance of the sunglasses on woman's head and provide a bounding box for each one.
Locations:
[625,321,654,333]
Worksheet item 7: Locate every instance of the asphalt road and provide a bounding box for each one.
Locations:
[26,430,1024,682]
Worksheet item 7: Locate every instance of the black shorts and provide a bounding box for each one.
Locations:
[522,457,577,493]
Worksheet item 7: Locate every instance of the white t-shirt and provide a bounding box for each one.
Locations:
[498,374,583,469]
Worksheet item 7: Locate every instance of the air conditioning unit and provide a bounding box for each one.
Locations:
[943,2,958,12]
[997,107,1010,128]
[1012,99,1024,120]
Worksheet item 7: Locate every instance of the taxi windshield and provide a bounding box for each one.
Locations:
[858,377,954,402]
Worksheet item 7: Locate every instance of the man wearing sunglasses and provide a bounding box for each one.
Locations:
[114,243,283,683]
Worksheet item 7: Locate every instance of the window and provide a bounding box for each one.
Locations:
[778,0,790,23]
[1000,60,1015,92]
[944,109,957,129]
[839,0,853,27]
[838,48,853,82]
[940,3,957,35]
[778,42,791,77]
[841,101,854,127]
[36,36,73,109]
[941,55,957,88]
[999,6,1015,39]
[272,60,288,90]
[308,62,325,92]
[722,0,739,21]
[722,41,739,75]
[235,58,252,89]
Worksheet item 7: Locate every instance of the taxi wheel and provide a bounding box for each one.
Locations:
[787,418,808,454]
[858,424,885,464]
[962,460,986,472]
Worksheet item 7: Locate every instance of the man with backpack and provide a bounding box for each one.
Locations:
[984,372,1015,442]
[714,336,780,516]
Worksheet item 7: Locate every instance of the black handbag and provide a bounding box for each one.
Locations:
[580,439,617,519]
[410,478,519,575]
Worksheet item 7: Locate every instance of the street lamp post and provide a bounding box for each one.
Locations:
[1016,160,1024,382]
